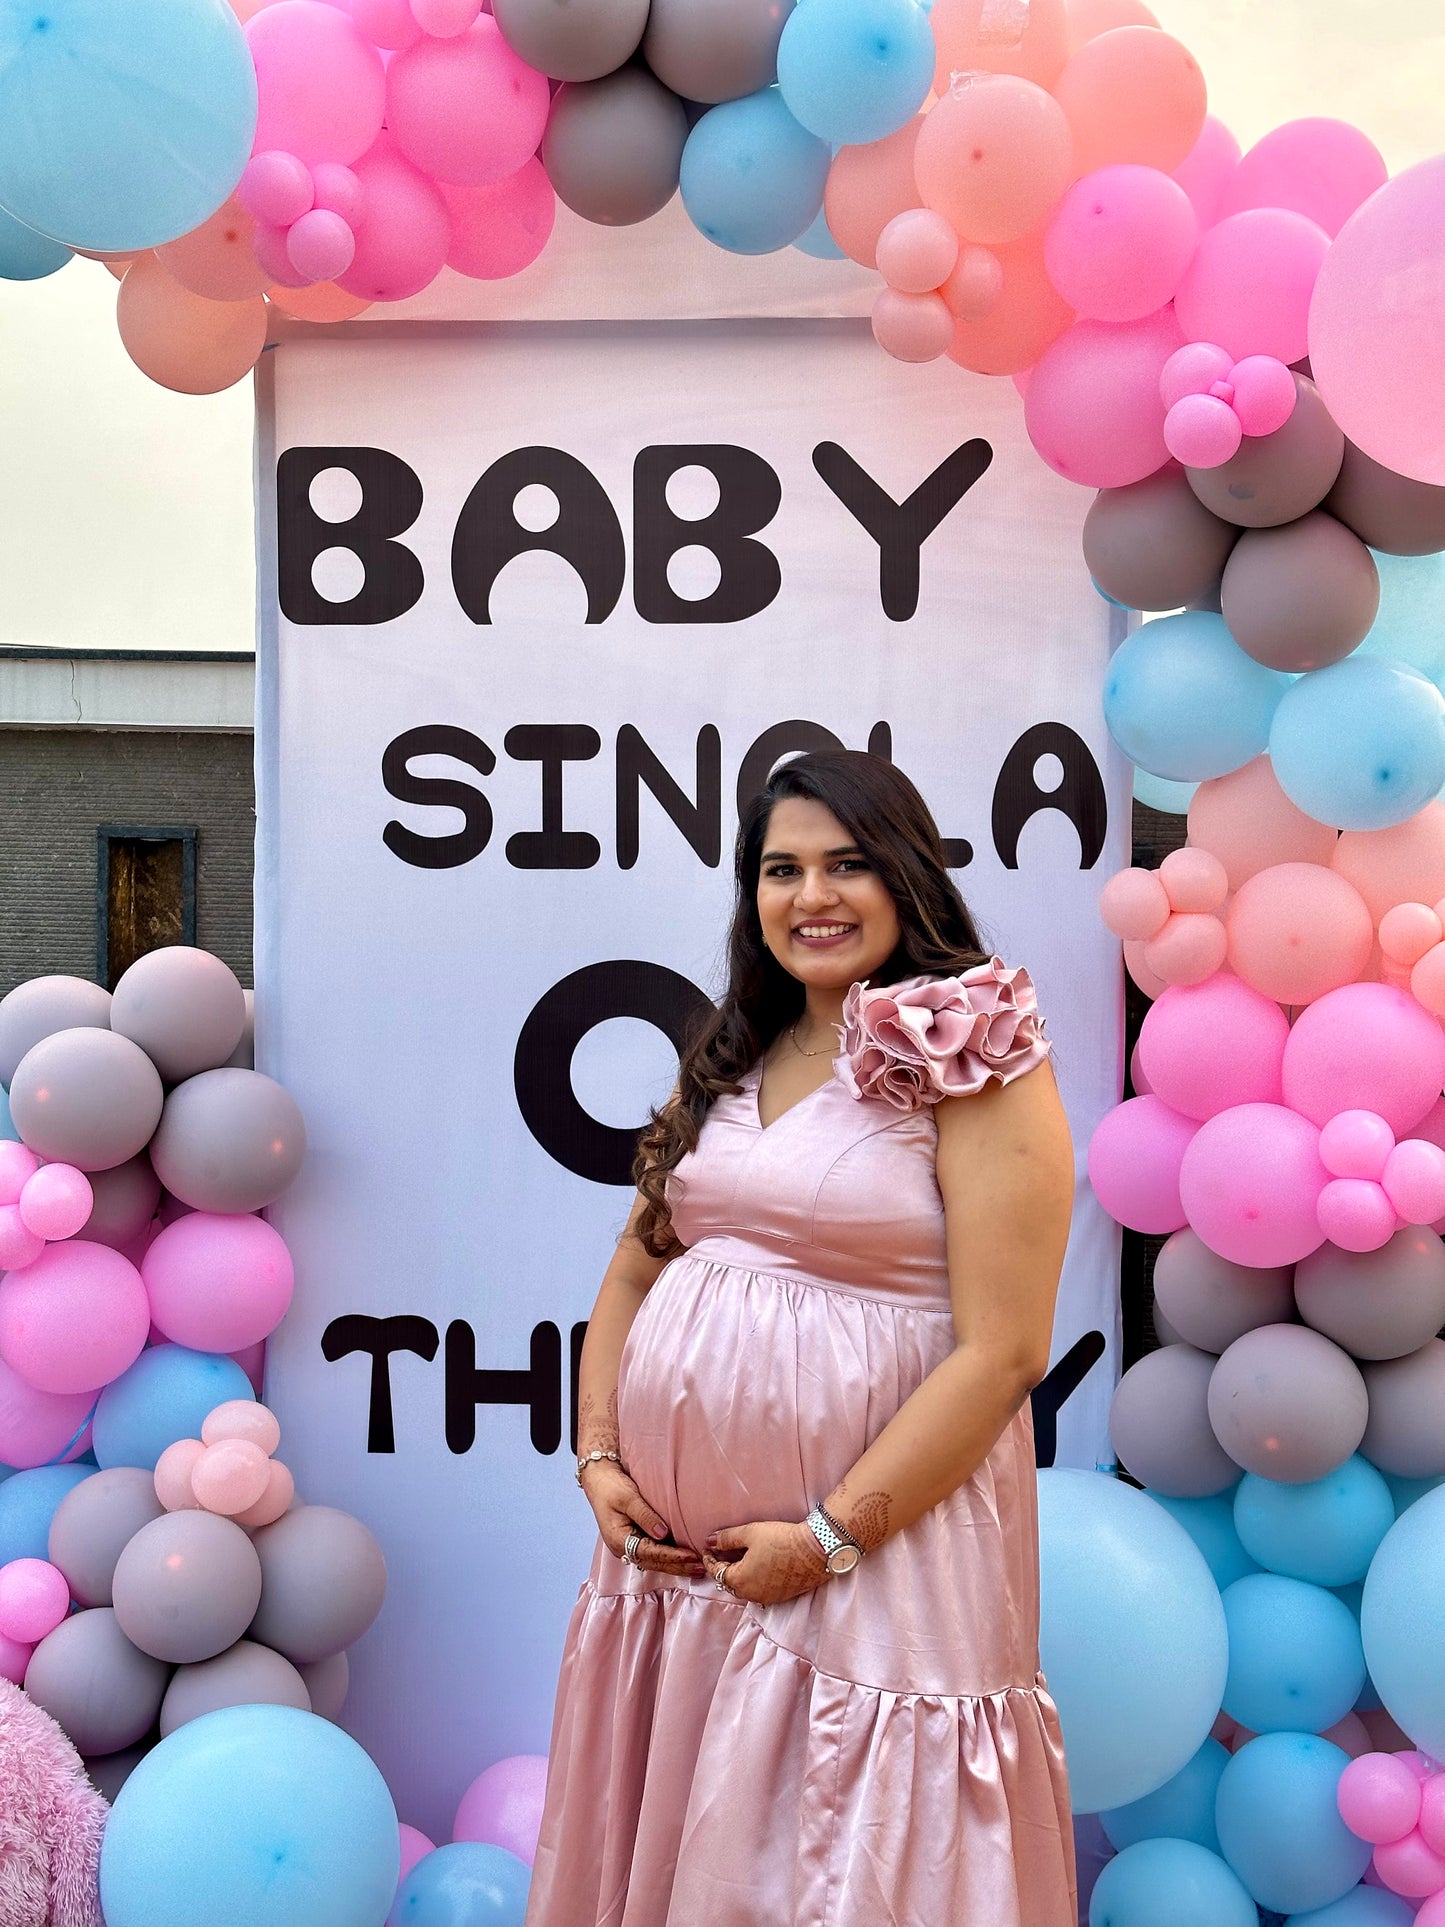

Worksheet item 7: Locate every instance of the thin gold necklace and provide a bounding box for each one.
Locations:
[788,1018,835,1058]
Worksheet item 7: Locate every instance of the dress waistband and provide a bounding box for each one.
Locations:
[672,1233,955,1313]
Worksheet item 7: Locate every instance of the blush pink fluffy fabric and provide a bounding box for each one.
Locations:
[835,960,1051,1110]
[0,1681,107,1927]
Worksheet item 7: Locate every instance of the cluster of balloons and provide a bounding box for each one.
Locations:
[388,1753,547,1927]
[1339,1742,1445,1918]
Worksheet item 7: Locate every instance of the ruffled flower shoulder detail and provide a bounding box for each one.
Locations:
[834,959,1050,1112]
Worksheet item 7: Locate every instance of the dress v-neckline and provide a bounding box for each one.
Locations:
[749,1058,841,1134]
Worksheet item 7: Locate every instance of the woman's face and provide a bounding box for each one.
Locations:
[756,797,903,992]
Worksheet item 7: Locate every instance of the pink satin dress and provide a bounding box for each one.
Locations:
[525,963,1077,1927]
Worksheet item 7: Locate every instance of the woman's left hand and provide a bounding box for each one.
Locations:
[701,1519,830,1606]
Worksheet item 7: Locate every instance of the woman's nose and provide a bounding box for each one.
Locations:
[795,871,840,907]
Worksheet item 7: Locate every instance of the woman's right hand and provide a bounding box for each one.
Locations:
[580,1462,706,1579]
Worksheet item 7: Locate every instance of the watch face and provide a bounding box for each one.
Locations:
[827,1544,860,1575]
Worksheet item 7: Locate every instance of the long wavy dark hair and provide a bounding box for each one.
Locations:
[633,750,990,1257]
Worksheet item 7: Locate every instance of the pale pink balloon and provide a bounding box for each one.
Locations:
[311,164,363,227]
[253,223,308,288]
[1319,1110,1395,1181]
[143,1213,295,1355]
[1282,982,1445,1134]
[1225,861,1374,1007]
[1230,357,1297,439]
[1165,394,1243,469]
[1160,340,1234,410]
[1420,1774,1445,1857]
[1054,27,1207,176]
[1143,912,1228,987]
[18,1164,94,1243]
[1171,116,1241,228]
[1129,1039,1152,1095]
[1383,1139,1445,1225]
[0,1241,149,1396]
[117,257,268,396]
[0,1357,94,1471]
[1189,758,1339,893]
[876,210,960,296]
[234,1458,295,1529]
[1066,0,1158,52]
[0,1208,44,1272]
[398,1824,436,1885]
[412,0,484,35]
[0,1558,70,1645]
[1220,118,1388,240]
[944,235,1074,376]
[1375,1828,1445,1899]
[1333,804,1445,924]
[154,1437,205,1511]
[157,196,269,302]
[824,119,922,271]
[1176,208,1330,365]
[1380,903,1443,969]
[192,1438,272,1517]
[1420,1888,1445,1927]
[946,244,1004,322]
[1044,164,1198,323]
[202,1399,281,1456]
[1317,1177,1396,1253]
[872,289,953,364]
[337,140,451,303]
[442,160,556,282]
[1026,305,1184,487]
[1159,847,1229,914]
[246,3,387,166]
[387,17,550,188]
[0,1633,32,1686]
[930,0,1070,90]
[1086,1094,1199,1233]
[239,151,315,229]
[1124,938,1170,1000]
[1136,974,1289,1120]
[1412,944,1445,1018]
[265,282,372,323]
[351,0,422,51]
[1101,867,1171,941]
[1179,1102,1329,1267]
[286,209,356,283]
[913,76,1074,248]
[1338,1751,1425,1844]
[0,1142,39,1209]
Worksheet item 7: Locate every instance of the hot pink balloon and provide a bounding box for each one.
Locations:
[246,3,387,166]
[0,1208,44,1272]
[1179,1103,1329,1266]
[1283,983,1445,1134]
[238,151,314,229]
[387,17,550,189]
[143,1213,295,1355]
[1101,867,1170,941]
[1383,1139,1445,1226]
[202,1399,281,1455]
[876,209,960,295]
[0,1559,70,1645]
[1025,305,1185,487]
[1230,357,1297,439]
[311,163,362,227]
[192,1438,272,1517]
[443,161,556,282]
[0,1241,149,1395]
[1171,116,1241,228]
[0,1633,32,1686]
[1420,1775,1445,1857]
[0,1142,39,1208]
[1375,1829,1445,1899]
[1220,119,1388,240]
[351,0,422,50]
[234,1458,295,1529]
[1317,1177,1396,1253]
[1339,1751,1426,1845]
[154,1438,205,1512]
[1165,394,1242,469]
[286,209,356,283]
[337,140,451,303]
[18,1164,94,1242]
[1319,1111,1395,1181]
[1160,339,1234,409]
[1176,208,1330,366]
[1137,976,1289,1120]
[1044,164,1198,323]
[1142,912,1227,987]
[872,289,953,364]
[1087,1094,1198,1233]
[1158,848,1228,914]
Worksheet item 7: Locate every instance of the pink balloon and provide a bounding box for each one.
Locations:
[1171,116,1241,228]
[442,161,556,281]
[1225,862,1374,1007]
[233,1458,295,1529]
[1375,1828,1445,1899]
[1044,164,1198,323]
[253,222,309,288]
[1176,209,1330,365]
[387,17,550,188]
[1230,357,1297,439]
[202,1399,281,1455]
[238,151,314,229]
[0,1207,44,1272]
[412,0,483,32]
[351,0,422,51]
[337,140,451,303]
[1319,1110,1395,1181]
[453,1754,549,1865]
[872,289,953,364]
[1220,118,1388,240]
[876,210,960,296]
[1101,867,1170,941]
[0,1632,32,1686]
[1165,394,1243,469]
[1339,1751,1426,1845]
[1159,847,1228,914]
[1317,1176,1397,1253]
[1190,758,1339,893]
[1142,912,1228,987]
[143,1213,295,1355]
[946,244,1004,321]
[1160,341,1234,410]
[192,1438,272,1516]
[18,1164,94,1242]
[0,1142,39,1209]
[1025,305,1185,486]
[1137,975,1289,1120]
[397,1823,436,1886]
[1420,1774,1445,1857]
[1179,1103,1329,1266]
[1283,983,1445,1134]
[311,163,362,227]
[1420,1889,1445,1927]
[0,1241,149,1395]
[246,2,387,166]
[1381,904,1444,969]
[154,1438,205,1511]
[1383,1139,1445,1226]
[0,1558,70,1645]
[1086,1094,1198,1233]
[0,1357,94,1470]
[286,209,356,283]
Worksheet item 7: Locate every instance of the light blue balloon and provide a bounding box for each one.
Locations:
[0,1463,91,1563]
[0,1085,18,1140]
[1361,1483,1445,1759]
[1103,611,1290,781]
[1357,551,1445,690]
[1269,655,1445,831]
[0,0,258,253]
[0,201,69,279]
[1151,1492,1262,1593]
[1038,1470,1228,1813]
[1099,1737,1230,1856]
[792,203,846,259]
[1233,1459,1396,1588]
[1284,1886,1416,1926]
[92,1346,253,1472]
[393,1843,530,1927]
[1221,1574,1365,1736]
[680,87,831,255]
[1133,769,1199,815]
[1214,1734,1371,1915]
[776,0,934,145]
[1088,1837,1256,1927]
[101,1705,399,1927]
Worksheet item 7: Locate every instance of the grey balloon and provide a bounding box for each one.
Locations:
[298,1650,349,1722]
[1209,1324,1369,1484]
[1152,1229,1296,1356]
[223,988,255,1071]
[1221,510,1381,672]
[1296,1230,1445,1363]
[248,1506,387,1665]
[148,1068,307,1214]
[1328,440,1445,556]
[0,977,112,1089]
[1150,1301,1188,1347]
[80,1156,162,1252]
[159,1639,311,1738]
[109,947,247,1085]
[24,1608,170,1757]
[84,1739,154,1802]
[543,67,690,227]
[8,1028,164,1171]
[1187,376,1345,529]
[493,0,649,82]
[1110,1344,1242,1497]
[1361,1340,1445,1479]
[642,0,797,104]
[49,1467,165,1607]
[1083,467,1239,612]
[111,1511,263,1665]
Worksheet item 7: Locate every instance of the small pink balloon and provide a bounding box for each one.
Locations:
[310,163,362,227]
[1317,1176,1397,1253]
[1165,393,1243,469]
[1142,912,1228,987]
[1412,945,1445,1018]
[1026,305,1186,487]
[946,243,1004,321]
[1319,1110,1396,1181]
[876,209,960,295]
[1230,357,1297,438]
[412,0,484,37]
[246,3,387,166]
[442,160,556,282]
[1339,1751,1426,1845]
[154,1438,206,1511]
[18,1164,94,1242]
[1101,867,1171,941]
[1087,1094,1199,1234]
[0,1142,39,1209]
[1383,1139,1445,1225]
[1220,118,1388,240]
[0,1632,32,1686]
[1137,975,1289,1120]
[351,0,422,50]
[1160,340,1235,410]
[1171,116,1242,228]
[1176,207,1331,366]
[1159,847,1228,914]
[287,209,356,283]
[234,1458,295,1529]
[1420,1774,1445,1857]
[872,289,954,364]
[1044,163,1198,323]
[202,1399,281,1456]
[0,1241,149,1396]
[337,139,451,303]
[1380,903,1443,969]
[238,151,315,229]
[253,222,309,289]
[1375,1827,1445,1899]
[0,1207,45,1272]
[387,17,550,188]
[192,1438,272,1517]
[0,1558,70,1644]
[1179,1102,1329,1266]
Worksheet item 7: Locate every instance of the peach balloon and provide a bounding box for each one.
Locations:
[1333,803,1445,924]
[1066,0,1158,52]
[945,244,1004,321]
[914,77,1074,247]
[872,289,954,363]
[192,1438,272,1516]
[1101,866,1171,941]
[1187,757,1339,892]
[202,1399,282,1456]
[1143,912,1227,986]
[265,282,373,324]
[156,196,269,303]
[876,210,959,294]
[945,236,1073,376]
[117,257,268,396]
[930,0,1070,92]
[234,1458,296,1530]
[1054,27,1207,176]
[824,119,923,270]
[1124,938,1170,1000]
[154,1438,205,1512]
[1410,944,1445,1018]
[1159,847,1228,913]
[1380,903,1444,969]
[1225,861,1374,1005]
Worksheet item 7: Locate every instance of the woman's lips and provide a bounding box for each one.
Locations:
[789,923,859,949]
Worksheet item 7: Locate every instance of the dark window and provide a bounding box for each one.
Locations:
[96,828,197,990]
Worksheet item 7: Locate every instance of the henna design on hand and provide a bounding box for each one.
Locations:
[844,1491,892,1553]
[578,1387,620,1458]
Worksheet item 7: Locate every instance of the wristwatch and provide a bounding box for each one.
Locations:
[805,1504,863,1576]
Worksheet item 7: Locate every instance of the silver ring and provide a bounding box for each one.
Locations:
[714,1566,732,1593]
[623,1529,644,1568]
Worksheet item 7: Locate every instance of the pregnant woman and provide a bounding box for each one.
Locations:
[524,749,1077,1927]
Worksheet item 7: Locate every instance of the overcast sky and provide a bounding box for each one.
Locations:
[0,0,1439,657]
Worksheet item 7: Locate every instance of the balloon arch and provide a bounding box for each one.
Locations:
[1,1,1445,1923]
